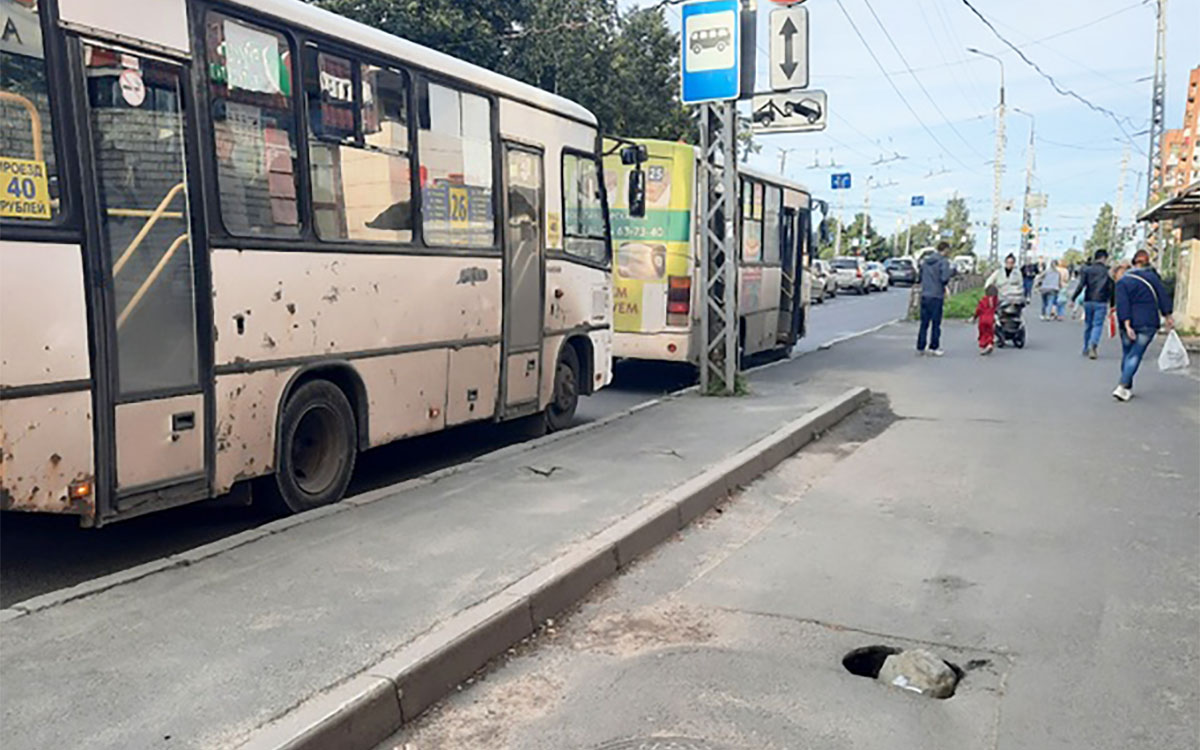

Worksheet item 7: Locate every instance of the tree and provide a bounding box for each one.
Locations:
[1061,248,1086,268]
[900,220,935,256]
[937,197,975,256]
[1084,203,1115,257]
[606,7,691,141]
[840,212,887,260]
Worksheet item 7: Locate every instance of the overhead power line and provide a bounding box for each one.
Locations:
[957,0,1147,156]
[859,0,987,162]
[833,0,975,171]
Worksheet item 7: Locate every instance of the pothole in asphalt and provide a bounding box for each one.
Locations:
[842,645,962,699]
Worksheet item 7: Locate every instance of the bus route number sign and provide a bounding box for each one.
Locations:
[0,157,51,220]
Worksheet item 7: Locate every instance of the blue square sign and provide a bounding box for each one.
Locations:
[830,173,851,190]
[681,0,741,104]
[911,195,925,206]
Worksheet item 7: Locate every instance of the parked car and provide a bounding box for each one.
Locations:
[807,269,825,304]
[830,256,869,295]
[813,259,838,299]
[953,254,977,275]
[884,257,917,285]
[864,261,889,291]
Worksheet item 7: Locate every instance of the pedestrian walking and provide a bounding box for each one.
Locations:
[985,253,1025,302]
[916,241,954,356]
[1036,260,1063,320]
[972,285,999,354]
[1112,249,1173,401]
[1075,250,1115,359]
[1021,259,1039,300]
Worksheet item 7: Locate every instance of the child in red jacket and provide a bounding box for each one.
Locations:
[972,286,999,354]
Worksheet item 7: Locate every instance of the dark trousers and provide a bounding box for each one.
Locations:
[917,296,944,351]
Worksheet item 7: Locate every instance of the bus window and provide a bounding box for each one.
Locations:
[762,185,781,264]
[742,181,762,263]
[205,12,300,237]
[306,47,413,243]
[418,80,494,247]
[563,152,607,263]
[0,0,59,222]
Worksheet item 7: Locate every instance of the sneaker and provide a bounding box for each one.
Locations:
[929,349,945,357]
[1112,385,1132,401]
[1088,347,1098,360]
[916,350,925,357]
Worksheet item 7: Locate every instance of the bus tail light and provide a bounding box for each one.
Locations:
[667,275,690,326]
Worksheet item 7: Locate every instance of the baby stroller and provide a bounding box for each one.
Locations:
[994,297,1026,348]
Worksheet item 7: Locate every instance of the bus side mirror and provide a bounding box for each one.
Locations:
[628,168,646,218]
[818,218,832,245]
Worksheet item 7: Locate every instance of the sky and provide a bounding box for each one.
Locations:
[630,0,1199,258]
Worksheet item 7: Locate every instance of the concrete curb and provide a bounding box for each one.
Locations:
[237,386,871,750]
[817,317,902,351]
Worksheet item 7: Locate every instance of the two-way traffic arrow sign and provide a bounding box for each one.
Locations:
[769,5,809,91]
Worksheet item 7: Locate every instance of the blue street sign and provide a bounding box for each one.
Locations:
[830,173,852,190]
[681,0,741,104]
[911,195,925,207]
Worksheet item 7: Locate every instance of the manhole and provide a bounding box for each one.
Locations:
[594,738,732,750]
[842,645,962,699]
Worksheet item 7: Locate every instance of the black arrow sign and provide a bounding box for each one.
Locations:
[779,17,798,80]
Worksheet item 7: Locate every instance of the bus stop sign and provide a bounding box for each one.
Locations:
[681,0,741,104]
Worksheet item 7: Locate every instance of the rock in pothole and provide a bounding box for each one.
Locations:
[877,648,960,698]
[842,645,961,699]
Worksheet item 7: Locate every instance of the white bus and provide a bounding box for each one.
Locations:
[604,138,814,365]
[0,0,614,525]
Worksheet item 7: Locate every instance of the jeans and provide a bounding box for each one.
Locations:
[917,296,944,351]
[1023,278,1034,299]
[1041,291,1058,317]
[1119,329,1154,388]
[1082,301,1107,352]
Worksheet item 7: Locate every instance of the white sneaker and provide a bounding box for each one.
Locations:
[916,350,926,357]
[929,349,945,357]
[1112,385,1132,402]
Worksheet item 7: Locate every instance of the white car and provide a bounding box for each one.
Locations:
[864,261,889,291]
[830,256,869,295]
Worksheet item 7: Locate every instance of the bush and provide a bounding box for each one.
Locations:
[943,287,985,319]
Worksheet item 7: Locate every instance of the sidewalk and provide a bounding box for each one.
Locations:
[387,314,1200,750]
[0,353,865,749]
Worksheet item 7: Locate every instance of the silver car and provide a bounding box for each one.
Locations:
[830,256,869,295]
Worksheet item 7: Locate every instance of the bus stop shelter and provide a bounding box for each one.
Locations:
[1139,181,1200,332]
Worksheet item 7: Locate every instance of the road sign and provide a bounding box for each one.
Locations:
[681,0,741,104]
[750,90,827,133]
[911,195,925,207]
[831,173,851,190]
[769,5,809,91]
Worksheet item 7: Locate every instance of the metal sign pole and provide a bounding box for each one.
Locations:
[698,102,738,396]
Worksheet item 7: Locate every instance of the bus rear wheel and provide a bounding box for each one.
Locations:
[545,345,580,432]
[263,380,357,515]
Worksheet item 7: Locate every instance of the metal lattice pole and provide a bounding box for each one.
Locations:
[698,102,738,396]
[1145,0,1168,262]
[1014,108,1034,265]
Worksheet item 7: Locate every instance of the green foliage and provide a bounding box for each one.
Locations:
[1084,203,1115,256]
[705,373,750,396]
[943,287,985,320]
[311,0,691,141]
[937,197,975,256]
[1061,248,1086,267]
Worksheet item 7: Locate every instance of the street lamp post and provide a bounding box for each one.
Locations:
[1013,108,1035,265]
[968,47,1006,266]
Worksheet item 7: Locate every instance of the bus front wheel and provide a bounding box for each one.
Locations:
[545,345,580,432]
[264,380,357,515]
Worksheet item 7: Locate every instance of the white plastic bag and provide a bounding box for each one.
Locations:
[1158,330,1190,372]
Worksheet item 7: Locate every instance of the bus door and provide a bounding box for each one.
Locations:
[500,144,545,415]
[76,41,209,513]
[778,205,799,345]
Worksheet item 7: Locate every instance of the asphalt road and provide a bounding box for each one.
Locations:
[385,310,1200,750]
[0,288,910,608]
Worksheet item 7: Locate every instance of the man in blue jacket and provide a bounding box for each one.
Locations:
[916,242,955,356]
[1112,249,1174,401]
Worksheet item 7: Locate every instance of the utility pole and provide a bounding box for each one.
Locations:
[905,200,913,257]
[834,188,844,256]
[1014,108,1035,265]
[969,48,1006,265]
[697,102,738,396]
[859,176,873,256]
[1145,0,1168,261]
[777,147,799,176]
[1112,146,1130,254]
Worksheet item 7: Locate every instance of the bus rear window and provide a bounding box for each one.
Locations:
[1,0,60,222]
[205,12,300,237]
